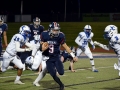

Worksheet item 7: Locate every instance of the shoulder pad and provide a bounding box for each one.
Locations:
[79,32,85,37]
[90,32,94,37]
[60,32,65,36]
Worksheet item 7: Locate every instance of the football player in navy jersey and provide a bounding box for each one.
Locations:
[19,17,44,68]
[0,16,8,56]
[28,17,44,41]
[60,46,76,72]
[0,16,8,68]
[33,22,78,90]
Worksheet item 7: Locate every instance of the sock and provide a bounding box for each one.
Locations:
[53,75,63,86]
[118,58,120,70]
[34,70,47,83]
[15,76,20,81]
[90,59,95,70]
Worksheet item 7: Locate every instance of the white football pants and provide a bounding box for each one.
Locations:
[34,58,47,83]
[76,47,93,59]
[31,51,43,70]
[1,51,24,72]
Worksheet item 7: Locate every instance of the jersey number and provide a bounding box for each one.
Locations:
[82,40,87,45]
[49,44,54,53]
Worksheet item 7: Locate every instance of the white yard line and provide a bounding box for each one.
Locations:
[0,66,114,79]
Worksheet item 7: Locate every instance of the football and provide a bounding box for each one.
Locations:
[42,42,49,51]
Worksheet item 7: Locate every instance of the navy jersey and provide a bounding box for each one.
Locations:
[41,31,66,57]
[0,23,8,42]
[28,24,44,41]
[61,50,72,62]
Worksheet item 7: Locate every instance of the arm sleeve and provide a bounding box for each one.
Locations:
[25,42,33,49]
[96,42,110,50]
[89,39,94,45]
[4,23,8,31]
[15,41,25,52]
[88,33,94,45]
[75,36,82,46]
[31,44,40,56]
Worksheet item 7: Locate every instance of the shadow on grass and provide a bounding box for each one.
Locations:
[43,77,120,90]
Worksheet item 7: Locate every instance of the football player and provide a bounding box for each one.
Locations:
[25,35,49,72]
[0,16,8,67]
[28,17,44,41]
[75,25,98,72]
[19,17,44,69]
[94,25,120,76]
[0,25,32,84]
[60,46,76,72]
[33,22,78,90]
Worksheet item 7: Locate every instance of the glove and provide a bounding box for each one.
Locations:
[92,45,95,50]
[25,48,32,51]
[93,41,99,45]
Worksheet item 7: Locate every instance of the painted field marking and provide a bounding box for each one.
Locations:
[0,66,114,79]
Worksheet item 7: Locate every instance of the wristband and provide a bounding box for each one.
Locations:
[70,52,75,58]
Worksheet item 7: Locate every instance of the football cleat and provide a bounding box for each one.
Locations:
[68,66,71,70]
[33,82,40,87]
[92,69,98,72]
[60,84,64,90]
[114,63,118,70]
[14,80,25,84]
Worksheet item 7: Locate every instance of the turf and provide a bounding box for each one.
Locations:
[0,58,119,90]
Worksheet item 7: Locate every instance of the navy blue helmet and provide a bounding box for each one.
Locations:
[33,17,41,26]
[0,16,4,23]
[49,22,60,37]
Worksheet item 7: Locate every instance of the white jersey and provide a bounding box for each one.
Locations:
[6,34,29,56]
[109,34,120,53]
[30,40,40,48]
[76,32,94,48]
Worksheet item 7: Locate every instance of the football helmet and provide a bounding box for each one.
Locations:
[48,23,52,31]
[49,22,60,37]
[19,25,31,37]
[104,25,118,39]
[33,17,41,26]
[84,25,92,35]
[0,16,4,24]
[25,56,34,65]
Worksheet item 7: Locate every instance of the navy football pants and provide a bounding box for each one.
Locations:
[46,57,64,77]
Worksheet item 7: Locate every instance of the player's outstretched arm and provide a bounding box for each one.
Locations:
[62,43,78,62]
[15,41,31,52]
[94,41,110,50]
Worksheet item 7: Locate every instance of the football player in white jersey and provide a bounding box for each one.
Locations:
[25,35,49,87]
[75,25,98,72]
[25,35,44,71]
[0,25,33,84]
[94,25,120,76]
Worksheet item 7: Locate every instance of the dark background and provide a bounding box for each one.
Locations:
[0,0,120,22]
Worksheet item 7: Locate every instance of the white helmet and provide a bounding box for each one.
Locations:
[25,56,34,65]
[84,25,92,35]
[104,25,118,39]
[19,25,31,37]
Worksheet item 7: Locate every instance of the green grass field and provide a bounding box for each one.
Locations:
[0,58,119,90]
[5,22,120,47]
